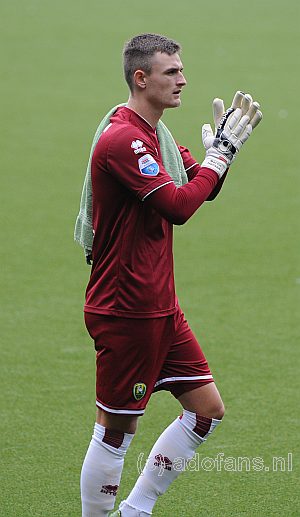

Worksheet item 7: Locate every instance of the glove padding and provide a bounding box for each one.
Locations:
[202,97,225,150]
[202,91,263,178]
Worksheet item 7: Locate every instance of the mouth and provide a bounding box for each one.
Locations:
[173,90,181,95]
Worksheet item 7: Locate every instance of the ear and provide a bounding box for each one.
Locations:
[133,69,147,89]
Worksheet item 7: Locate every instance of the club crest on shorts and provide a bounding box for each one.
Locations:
[133,382,147,401]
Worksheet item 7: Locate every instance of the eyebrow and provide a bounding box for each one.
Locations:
[164,66,184,73]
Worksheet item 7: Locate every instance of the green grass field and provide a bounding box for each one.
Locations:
[1,0,299,515]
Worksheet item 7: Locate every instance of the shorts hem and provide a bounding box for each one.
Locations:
[154,375,213,389]
[96,399,145,415]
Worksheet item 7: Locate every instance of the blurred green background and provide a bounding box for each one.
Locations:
[0,0,299,515]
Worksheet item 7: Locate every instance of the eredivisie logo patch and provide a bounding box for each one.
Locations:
[133,382,147,400]
[138,154,159,176]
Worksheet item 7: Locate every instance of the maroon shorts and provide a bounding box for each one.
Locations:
[84,306,213,415]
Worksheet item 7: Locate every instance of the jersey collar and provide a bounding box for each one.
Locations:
[116,106,157,135]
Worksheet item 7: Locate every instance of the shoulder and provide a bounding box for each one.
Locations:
[106,124,157,162]
[109,123,146,144]
[93,121,144,161]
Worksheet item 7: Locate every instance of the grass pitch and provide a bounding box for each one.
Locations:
[1,1,299,515]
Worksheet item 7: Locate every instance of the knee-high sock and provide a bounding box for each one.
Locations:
[80,423,134,517]
[120,411,221,516]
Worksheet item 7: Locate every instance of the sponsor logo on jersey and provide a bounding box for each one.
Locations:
[131,139,147,154]
[133,382,147,400]
[100,484,119,496]
[138,154,159,176]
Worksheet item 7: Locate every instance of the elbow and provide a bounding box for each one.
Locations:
[166,213,189,225]
[173,216,188,225]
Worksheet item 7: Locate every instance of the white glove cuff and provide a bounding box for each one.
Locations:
[201,155,228,178]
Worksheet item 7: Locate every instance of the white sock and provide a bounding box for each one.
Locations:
[121,411,221,516]
[80,423,134,517]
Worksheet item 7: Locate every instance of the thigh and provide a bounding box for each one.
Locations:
[154,306,214,397]
[85,312,174,415]
[178,382,225,419]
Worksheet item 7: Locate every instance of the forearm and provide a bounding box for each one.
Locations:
[186,161,228,201]
[145,167,218,225]
[206,169,228,200]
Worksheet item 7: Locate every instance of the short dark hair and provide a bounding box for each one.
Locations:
[123,33,181,91]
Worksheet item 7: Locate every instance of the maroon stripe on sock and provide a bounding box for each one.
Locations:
[193,415,212,438]
[102,429,124,449]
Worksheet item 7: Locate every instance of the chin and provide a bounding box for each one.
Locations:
[172,99,182,108]
[166,99,182,109]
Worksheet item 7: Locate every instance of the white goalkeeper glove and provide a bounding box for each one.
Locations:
[201,91,263,178]
[202,96,225,149]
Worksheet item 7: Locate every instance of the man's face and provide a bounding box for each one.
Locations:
[143,52,187,110]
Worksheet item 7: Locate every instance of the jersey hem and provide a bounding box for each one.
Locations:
[84,304,177,319]
[142,180,173,201]
[185,162,198,172]
[138,175,174,200]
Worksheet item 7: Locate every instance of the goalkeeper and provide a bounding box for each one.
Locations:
[77,33,262,517]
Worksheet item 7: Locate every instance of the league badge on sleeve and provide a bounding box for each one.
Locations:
[138,154,159,176]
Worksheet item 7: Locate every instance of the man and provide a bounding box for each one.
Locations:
[77,33,262,516]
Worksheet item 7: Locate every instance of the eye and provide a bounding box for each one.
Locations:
[165,67,184,77]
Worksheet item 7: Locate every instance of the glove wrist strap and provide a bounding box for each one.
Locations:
[201,155,228,178]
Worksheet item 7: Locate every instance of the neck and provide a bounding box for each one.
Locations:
[126,95,163,128]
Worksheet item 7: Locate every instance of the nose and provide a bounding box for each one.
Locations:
[177,71,187,87]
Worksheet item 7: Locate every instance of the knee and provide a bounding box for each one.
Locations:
[179,383,225,421]
[204,398,225,420]
[213,401,225,421]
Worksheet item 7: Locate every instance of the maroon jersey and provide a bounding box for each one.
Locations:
[84,107,221,318]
